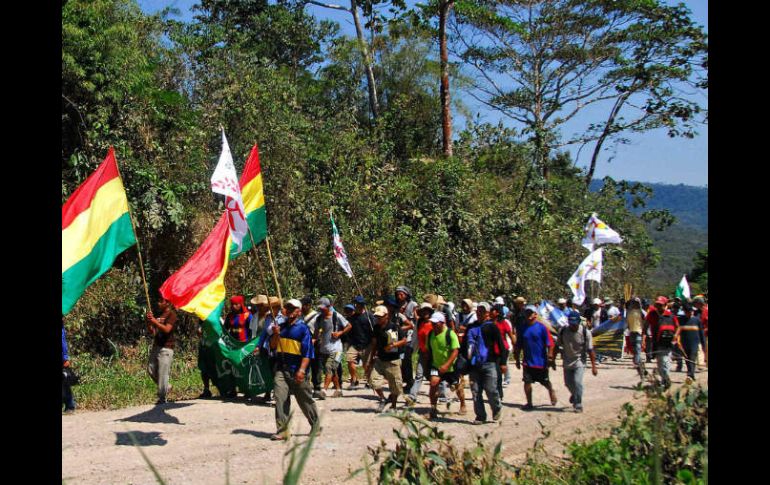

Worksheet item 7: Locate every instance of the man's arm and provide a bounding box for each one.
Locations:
[335,322,352,339]
[439,349,459,374]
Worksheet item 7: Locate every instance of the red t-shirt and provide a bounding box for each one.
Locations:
[645,309,679,340]
[700,305,708,336]
[417,320,434,353]
[495,319,513,353]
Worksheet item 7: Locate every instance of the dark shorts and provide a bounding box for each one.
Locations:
[522,366,550,385]
[430,368,460,386]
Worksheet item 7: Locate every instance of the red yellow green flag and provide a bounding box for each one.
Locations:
[62,148,137,314]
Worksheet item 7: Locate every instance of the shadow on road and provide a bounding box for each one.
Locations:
[232,429,275,440]
[115,431,167,446]
[116,402,193,425]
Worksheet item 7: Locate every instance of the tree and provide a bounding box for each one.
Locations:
[452,0,707,184]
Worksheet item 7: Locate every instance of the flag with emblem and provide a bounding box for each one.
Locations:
[675,275,691,300]
[567,248,603,305]
[331,213,353,278]
[581,213,622,252]
[211,130,249,252]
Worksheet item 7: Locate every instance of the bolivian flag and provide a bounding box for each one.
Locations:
[159,145,267,328]
[62,148,137,314]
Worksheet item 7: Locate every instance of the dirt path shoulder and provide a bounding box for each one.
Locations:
[62,357,707,484]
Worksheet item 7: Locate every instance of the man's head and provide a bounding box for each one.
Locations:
[604,298,614,307]
[317,297,332,317]
[251,294,269,314]
[352,295,366,313]
[417,302,433,320]
[430,311,446,332]
[395,286,412,303]
[300,295,313,314]
[230,295,245,312]
[692,296,705,309]
[567,310,581,329]
[524,305,539,324]
[343,304,355,319]
[476,301,491,321]
[514,296,527,310]
[372,305,389,325]
[682,302,693,317]
[591,298,602,309]
[557,298,567,310]
[284,299,302,321]
[654,296,668,314]
[491,303,504,321]
[461,298,473,313]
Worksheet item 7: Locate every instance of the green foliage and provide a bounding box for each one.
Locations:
[519,384,708,484]
[689,248,708,294]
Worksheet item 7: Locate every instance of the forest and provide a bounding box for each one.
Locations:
[62,0,707,355]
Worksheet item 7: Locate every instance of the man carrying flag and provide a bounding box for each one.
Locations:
[62,147,137,314]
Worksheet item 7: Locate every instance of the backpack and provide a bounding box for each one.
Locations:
[655,314,676,349]
[466,321,494,366]
[559,325,589,364]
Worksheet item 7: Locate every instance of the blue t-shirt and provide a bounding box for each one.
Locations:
[520,322,554,369]
[274,319,315,374]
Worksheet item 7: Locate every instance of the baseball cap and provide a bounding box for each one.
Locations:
[317,297,332,309]
[343,304,355,311]
[352,295,366,305]
[514,296,526,304]
[285,298,302,309]
[557,298,567,304]
[429,312,446,323]
[419,302,433,311]
[592,298,602,305]
[655,296,669,305]
[493,296,505,305]
[372,305,388,317]
[524,304,538,314]
[567,311,581,325]
[477,301,491,312]
[492,303,505,313]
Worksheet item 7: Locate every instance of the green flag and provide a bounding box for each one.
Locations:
[675,275,691,300]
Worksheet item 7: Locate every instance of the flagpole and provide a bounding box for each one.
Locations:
[264,235,283,304]
[246,228,279,319]
[112,148,152,311]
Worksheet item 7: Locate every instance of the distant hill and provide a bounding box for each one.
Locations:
[589,180,708,290]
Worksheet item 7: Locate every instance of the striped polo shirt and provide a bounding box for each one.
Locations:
[275,319,315,374]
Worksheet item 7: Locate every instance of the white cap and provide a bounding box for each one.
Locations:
[429,312,446,323]
[372,305,388,317]
[557,298,567,304]
[493,296,505,305]
[285,298,302,309]
[592,298,602,305]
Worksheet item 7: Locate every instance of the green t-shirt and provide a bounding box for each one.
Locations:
[429,327,460,370]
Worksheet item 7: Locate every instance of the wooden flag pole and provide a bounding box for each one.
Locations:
[264,235,283,304]
[246,228,279,319]
[113,149,152,311]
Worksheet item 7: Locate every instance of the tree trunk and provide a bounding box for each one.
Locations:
[439,0,454,157]
[585,91,632,185]
[350,0,379,120]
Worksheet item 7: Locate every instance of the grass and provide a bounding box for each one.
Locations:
[70,340,204,410]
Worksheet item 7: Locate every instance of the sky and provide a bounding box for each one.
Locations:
[137,0,708,187]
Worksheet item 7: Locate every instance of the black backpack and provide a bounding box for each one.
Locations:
[656,314,676,349]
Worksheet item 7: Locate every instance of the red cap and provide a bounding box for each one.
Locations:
[655,296,668,305]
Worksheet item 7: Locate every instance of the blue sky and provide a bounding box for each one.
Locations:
[138,0,708,187]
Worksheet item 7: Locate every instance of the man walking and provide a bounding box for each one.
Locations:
[365,305,407,412]
[559,311,598,412]
[310,297,351,399]
[643,296,679,389]
[426,312,462,420]
[146,295,177,405]
[677,303,707,383]
[269,299,320,441]
[514,305,557,410]
[466,302,504,423]
[625,298,646,380]
[345,296,373,389]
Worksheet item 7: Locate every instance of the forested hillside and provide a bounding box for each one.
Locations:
[62,0,707,355]
[589,180,708,292]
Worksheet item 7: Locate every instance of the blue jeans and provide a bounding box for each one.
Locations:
[469,362,501,421]
[62,380,76,411]
[563,366,585,409]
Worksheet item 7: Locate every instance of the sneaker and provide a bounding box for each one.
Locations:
[404,395,416,407]
[502,380,509,387]
[522,403,534,411]
[270,433,287,441]
[198,390,213,399]
[333,390,343,398]
[492,410,502,422]
[317,390,327,400]
[312,390,322,399]
[376,400,387,413]
[348,382,359,390]
[63,408,76,415]
[473,418,485,424]
[438,396,448,404]
[574,406,584,413]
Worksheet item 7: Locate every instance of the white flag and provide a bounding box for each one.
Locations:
[567,248,603,305]
[211,130,248,252]
[581,213,622,251]
[331,213,353,278]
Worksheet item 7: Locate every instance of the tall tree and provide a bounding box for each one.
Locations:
[453,0,707,183]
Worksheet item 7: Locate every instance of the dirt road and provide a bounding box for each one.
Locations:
[62,357,707,484]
